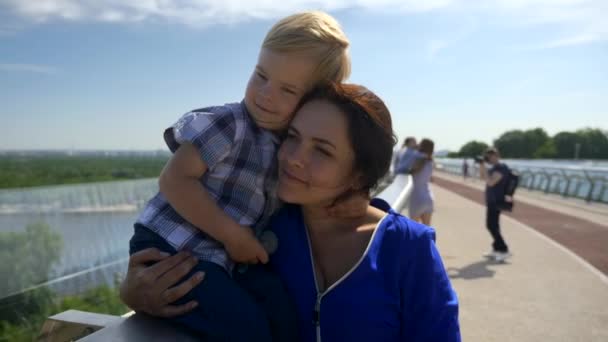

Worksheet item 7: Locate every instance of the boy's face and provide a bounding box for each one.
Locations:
[245,48,318,131]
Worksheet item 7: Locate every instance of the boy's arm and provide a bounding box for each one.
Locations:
[159,143,268,264]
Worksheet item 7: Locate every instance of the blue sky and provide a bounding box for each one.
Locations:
[0,0,606,152]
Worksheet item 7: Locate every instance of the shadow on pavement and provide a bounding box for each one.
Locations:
[447,259,509,280]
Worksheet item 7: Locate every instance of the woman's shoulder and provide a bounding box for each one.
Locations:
[376,206,436,245]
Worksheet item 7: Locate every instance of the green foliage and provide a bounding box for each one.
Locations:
[0,155,169,189]
[451,127,607,160]
[457,141,489,157]
[0,222,127,341]
[534,140,557,158]
[0,223,63,298]
[0,285,127,342]
[493,128,549,158]
[575,128,608,159]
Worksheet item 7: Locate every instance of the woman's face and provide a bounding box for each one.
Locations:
[277,99,358,206]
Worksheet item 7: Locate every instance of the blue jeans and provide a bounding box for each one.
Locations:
[129,224,299,341]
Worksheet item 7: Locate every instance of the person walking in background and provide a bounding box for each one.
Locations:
[478,147,511,262]
[462,159,469,180]
[394,136,420,175]
[408,139,435,225]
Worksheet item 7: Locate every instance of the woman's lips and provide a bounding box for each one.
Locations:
[281,168,307,185]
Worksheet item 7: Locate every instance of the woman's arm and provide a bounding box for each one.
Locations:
[119,248,204,317]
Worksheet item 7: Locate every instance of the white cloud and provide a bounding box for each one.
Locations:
[0,0,450,26]
[0,0,606,46]
[0,63,59,74]
[539,33,601,48]
[485,0,608,47]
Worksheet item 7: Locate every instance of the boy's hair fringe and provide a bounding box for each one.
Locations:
[262,11,351,84]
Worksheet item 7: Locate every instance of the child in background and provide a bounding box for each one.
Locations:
[129,11,351,341]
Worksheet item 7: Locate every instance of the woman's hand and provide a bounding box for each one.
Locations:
[119,248,205,317]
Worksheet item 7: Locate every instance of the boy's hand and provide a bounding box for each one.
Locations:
[327,191,369,218]
[223,227,269,264]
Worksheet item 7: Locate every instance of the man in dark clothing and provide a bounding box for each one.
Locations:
[479,148,511,262]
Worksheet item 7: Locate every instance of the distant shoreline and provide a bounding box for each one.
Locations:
[0,154,168,189]
[0,149,171,157]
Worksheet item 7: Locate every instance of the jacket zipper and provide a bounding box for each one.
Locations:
[304,214,387,342]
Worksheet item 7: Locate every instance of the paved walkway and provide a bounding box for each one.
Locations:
[433,172,608,275]
[425,176,608,341]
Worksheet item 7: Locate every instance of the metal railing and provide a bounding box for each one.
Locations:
[435,159,608,204]
[42,174,415,341]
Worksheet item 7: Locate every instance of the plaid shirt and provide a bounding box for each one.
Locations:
[137,102,281,271]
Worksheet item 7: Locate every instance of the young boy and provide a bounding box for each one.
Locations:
[129,11,351,340]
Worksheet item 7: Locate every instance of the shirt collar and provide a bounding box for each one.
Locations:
[240,100,281,145]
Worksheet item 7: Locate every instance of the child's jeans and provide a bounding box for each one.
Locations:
[129,224,299,341]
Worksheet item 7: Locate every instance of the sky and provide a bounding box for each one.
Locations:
[0,0,606,152]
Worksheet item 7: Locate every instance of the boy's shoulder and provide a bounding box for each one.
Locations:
[187,102,244,120]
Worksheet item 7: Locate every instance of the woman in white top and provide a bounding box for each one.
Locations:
[408,138,435,225]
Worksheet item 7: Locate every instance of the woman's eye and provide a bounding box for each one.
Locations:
[257,72,267,80]
[282,87,296,95]
[316,147,332,157]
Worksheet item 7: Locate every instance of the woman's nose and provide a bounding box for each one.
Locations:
[285,143,306,168]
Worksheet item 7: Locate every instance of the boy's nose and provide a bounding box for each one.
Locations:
[259,84,273,102]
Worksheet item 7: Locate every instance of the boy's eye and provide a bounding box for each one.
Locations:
[256,72,267,80]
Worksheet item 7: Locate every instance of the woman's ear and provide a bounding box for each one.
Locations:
[350,172,365,191]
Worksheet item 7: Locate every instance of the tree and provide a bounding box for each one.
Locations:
[493,128,549,158]
[493,130,526,158]
[576,128,608,159]
[458,141,489,157]
[523,128,550,156]
[0,224,127,341]
[553,131,582,159]
[534,140,557,158]
[0,223,63,298]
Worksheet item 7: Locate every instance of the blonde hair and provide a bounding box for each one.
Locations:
[262,11,351,84]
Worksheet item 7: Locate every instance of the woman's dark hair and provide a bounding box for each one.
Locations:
[411,138,434,174]
[297,83,397,195]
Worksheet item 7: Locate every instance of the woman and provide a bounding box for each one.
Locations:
[408,138,435,225]
[120,84,460,341]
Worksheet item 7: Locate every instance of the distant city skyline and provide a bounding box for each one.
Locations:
[1,0,606,152]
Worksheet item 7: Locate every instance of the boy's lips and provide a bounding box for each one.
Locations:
[255,102,275,114]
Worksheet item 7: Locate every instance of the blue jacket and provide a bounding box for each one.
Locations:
[269,199,461,342]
